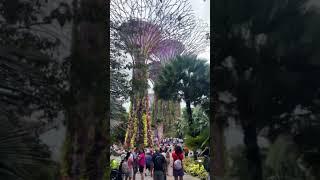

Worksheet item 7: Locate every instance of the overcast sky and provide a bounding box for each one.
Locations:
[123,0,210,111]
[190,0,210,63]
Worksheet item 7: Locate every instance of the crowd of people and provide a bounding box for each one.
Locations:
[116,145,185,180]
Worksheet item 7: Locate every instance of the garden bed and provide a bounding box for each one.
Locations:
[184,157,208,180]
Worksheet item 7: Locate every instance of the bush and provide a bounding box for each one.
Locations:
[184,157,208,180]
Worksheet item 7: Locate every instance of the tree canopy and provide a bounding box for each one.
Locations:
[154,55,209,135]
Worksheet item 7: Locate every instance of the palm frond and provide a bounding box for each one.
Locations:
[0,119,54,180]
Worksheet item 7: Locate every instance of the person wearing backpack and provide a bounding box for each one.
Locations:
[121,152,133,180]
[172,145,184,180]
[137,149,146,180]
[145,151,154,177]
[152,149,167,180]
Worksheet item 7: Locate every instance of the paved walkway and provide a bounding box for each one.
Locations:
[135,173,200,180]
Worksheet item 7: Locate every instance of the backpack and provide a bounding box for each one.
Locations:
[121,160,130,174]
[174,159,182,170]
[154,154,164,170]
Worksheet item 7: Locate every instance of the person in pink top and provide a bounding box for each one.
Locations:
[137,149,146,180]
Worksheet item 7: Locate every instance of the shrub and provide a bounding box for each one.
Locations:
[184,157,208,180]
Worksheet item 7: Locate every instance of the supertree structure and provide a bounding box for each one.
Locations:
[111,0,195,148]
[181,18,210,56]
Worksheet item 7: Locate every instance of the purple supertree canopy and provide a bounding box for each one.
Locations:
[119,19,162,58]
[151,39,185,63]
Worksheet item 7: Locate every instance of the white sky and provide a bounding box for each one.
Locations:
[123,0,210,111]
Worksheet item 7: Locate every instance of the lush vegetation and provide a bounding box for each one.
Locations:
[213,0,320,179]
[176,106,209,150]
[184,158,209,180]
[155,55,210,137]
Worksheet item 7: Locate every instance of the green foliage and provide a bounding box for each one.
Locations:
[0,119,55,180]
[154,55,209,105]
[214,0,320,179]
[143,113,148,146]
[131,117,138,148]
[264,135,307,180]
[110,26,130,133]
[225,145,250,180]
[184,127,209,151]
[190,106,209,136]
[154,55,209,136]
[175,116,188,138]
[111,105,128,144]
[178,106,209,139]
[0,0,69,123]
[184,158,209,180]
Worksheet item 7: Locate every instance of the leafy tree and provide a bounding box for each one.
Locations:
[213,0,320,179]
[0,0,70,130]
[110,25,130,126]
[110,106,128,144]
[154,55,209,136]
[1,1,71,179]
[178,106,209,150]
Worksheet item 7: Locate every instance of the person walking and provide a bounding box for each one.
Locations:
[121,152,133,180]
[132,148,139,180]
[167,149,173,177]
[137,149,146,180]
[165,151,171,176]
[183,146,189,157]
[145,150,154,177]
[172,145,184,180]
[152,149,167,180]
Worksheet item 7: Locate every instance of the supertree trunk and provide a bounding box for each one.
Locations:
[146,93,153,147]
[125,55,150,148]
[124,103,134,148]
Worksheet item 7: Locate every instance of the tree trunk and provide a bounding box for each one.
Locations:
[146,94,153,146]
[242,120,262,180]
[185,100,193,136]
[62,0,107,179]
[238,81,263,180]
[212,119,225,178]
[136,96,145,147]
[211,89,226,179]
[125,56,149,148]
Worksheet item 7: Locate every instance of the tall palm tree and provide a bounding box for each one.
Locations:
[154,55,209,136]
